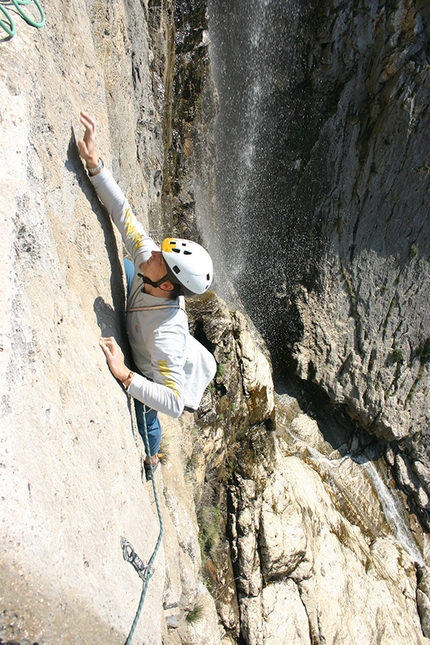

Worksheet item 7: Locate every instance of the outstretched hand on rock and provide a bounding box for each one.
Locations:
[78,112,100,169]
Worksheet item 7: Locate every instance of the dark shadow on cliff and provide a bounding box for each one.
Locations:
[93,297,137,447]
[275,371,387,462]
[208,0,430,380]
[93,296,134,368]
[93,296,120,338]
[66,131,139,428]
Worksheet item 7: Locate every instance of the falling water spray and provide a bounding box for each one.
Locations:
[206,0,312,343]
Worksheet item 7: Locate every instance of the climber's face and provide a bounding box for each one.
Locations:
[140,251,171,289]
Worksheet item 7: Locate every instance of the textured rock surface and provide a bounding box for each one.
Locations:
[3,1,430,644]
[0,1,219,642]
[227,393,430,645]
[290,0,430,528]
[289,0,430,442]
[207,0,430,527]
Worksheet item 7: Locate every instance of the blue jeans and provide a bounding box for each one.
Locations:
[124,258,162,457]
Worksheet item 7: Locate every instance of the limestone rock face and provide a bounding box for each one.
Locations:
[0,1,221,643]
[227,394,430,645]
[288,0,430,445]
[186,293,275,442]
[288,0,430,528]
[0,1,277,636]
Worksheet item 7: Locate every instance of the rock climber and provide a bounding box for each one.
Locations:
[78,112,216,480]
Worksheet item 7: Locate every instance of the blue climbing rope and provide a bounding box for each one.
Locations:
[123,405,164,645]
[0,0,45,38]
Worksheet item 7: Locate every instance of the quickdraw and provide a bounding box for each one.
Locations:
[122,405,164,645]
[121,538,151,582]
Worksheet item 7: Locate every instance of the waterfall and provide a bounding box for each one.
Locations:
[353,455,424,566]
[288,426,424,566]
[207,1,425,569]
[207,0,307,325]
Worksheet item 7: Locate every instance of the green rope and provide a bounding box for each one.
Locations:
[0,0,45,38]
[124,405,164,645]
[12,0,45,28]
[0,5,16,36]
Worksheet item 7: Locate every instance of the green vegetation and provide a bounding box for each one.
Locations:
[417,162,430,174]
[159,435,170,464]
[198,504,221,559]
[405,375,421,405]
[216,363,225,379]
[341,265,355,301]
[404,337,430,405]
[410,243,419,258]
[392,348,404,367]
[418,337,430,365]
[217,456,236,484]
[186,602,204,624]
[382,295,396,340]
[207,382,216,394]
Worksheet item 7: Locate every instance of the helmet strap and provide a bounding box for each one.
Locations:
[138,272,171,290]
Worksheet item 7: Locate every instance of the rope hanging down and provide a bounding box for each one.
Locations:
[0,0,45,38]
[122,405,164,645]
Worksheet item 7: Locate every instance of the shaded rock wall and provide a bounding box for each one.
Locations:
[289,0,430,437]
[207,0,430,526]
[290,0,430,528]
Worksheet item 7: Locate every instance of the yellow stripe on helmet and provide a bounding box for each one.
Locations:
[161,238,178,253]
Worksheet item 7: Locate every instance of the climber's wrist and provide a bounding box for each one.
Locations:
[86,156,104,175]
[121,371,134,390]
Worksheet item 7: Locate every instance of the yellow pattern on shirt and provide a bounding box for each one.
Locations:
[158,360,179,397]
[124,207,144,250]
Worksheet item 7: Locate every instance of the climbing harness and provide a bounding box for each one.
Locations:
[0,0,45,38]
[122,404,164,645]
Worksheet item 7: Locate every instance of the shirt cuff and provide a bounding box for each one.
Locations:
[127,372,146,399]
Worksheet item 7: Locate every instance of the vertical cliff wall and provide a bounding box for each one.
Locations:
[0,1,216,642]
[0,2,275,643]
[3,1,430,644]
[292,0,430,530]
[207,0,430,526]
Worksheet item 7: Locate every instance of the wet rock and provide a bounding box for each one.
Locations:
[207,0,430,526]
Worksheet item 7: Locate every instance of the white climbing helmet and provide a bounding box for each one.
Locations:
[161,237,213,297]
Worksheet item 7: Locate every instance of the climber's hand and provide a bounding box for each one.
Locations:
[78,112,99,168]
[99,337,130,382]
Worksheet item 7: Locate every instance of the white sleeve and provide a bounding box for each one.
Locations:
[90,167,158,264]
[128,323,187,418]
[128,373,185,418]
